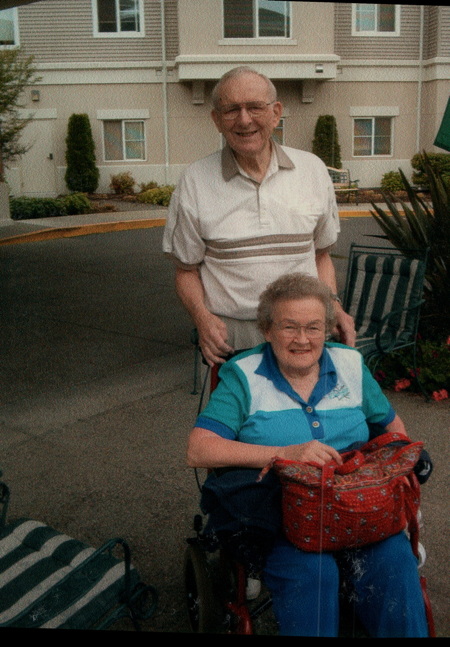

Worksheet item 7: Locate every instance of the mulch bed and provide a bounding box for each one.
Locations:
[87,194,158,213]
[86,190,431,212]
[338,188,433,205]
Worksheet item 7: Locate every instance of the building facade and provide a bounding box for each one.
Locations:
[1,1,449,196]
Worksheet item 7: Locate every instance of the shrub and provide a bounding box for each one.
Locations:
[64,114,99,193]
[139,181,159,192]
[110,171,136,195]
[10,197,67,220]
[9,193,92,220]
[136,185,175,207]
[380,171,405,193]
[411,152,450,188]
[60,192,92,215]
[312,115,342,169]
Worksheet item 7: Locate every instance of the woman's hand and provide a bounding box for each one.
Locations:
[278,440,343,466]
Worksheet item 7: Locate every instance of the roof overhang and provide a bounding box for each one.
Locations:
[175,55,340,82]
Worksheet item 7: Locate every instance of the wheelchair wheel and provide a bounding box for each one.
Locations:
[184,543,220,633]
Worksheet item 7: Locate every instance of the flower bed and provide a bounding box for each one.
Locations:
[374,337,450,401]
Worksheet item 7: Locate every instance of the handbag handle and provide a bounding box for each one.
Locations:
[333,449,366,475]
[322,432,418,481]
[364,431,414,451]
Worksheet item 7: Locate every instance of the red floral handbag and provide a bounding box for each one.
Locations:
[267,432,423,552]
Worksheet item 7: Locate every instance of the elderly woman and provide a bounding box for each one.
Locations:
[187,273,429,637]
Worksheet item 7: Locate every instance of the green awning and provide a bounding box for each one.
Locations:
[434,96,450,152]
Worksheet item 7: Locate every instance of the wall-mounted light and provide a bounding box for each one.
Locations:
[315,64,324,74]
[31,89,40,102]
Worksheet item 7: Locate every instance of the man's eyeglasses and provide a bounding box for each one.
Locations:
[217,101,275,121]
[274,321,326,339]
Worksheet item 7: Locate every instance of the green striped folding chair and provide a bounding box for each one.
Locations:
[342,244,428,388]
[0,476,157,630]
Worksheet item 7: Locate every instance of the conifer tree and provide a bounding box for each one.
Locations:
[312,115,342,169]
[64,113,99,193]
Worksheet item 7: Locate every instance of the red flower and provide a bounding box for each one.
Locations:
[393,378,411,392]
[446,336,450,346]
[374,370,386,382]
[431,389,449,401]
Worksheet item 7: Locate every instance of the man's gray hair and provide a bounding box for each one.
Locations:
[257,273,337,334]
[211,66,278,109]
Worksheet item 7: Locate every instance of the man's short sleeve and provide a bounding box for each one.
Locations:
[313,160,340,251]
[162,173,205,268]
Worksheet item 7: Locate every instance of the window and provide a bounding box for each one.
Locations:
[353,4,399,36]
[353,117,392,156]
[223,0,290,38]
[0,8,18,47]
[94,0,143,36]
[103,120,145,161]
[272,118,285,145]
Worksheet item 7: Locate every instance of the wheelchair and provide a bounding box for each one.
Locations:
[184,512,274,634]
[183,362,436,636]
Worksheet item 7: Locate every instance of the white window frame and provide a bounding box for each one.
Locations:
[92,0,144,38]
[0,7,19,48]
[102,119,146,162]
[352,116,394,158]
[222,0,291,40]
[351,3,400,37]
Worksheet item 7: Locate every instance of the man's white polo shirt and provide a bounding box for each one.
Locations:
[163,142,339,322]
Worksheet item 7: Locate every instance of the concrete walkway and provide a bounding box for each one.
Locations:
[0,202,448,635]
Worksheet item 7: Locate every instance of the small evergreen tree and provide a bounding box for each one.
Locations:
[312,115,342,169]
[64,113,99,193]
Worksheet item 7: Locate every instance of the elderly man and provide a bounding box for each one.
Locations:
[163,66,355,366]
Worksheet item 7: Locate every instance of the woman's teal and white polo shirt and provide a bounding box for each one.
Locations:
[195,342,395,452]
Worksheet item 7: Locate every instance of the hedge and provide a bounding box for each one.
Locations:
[10,193,92,220]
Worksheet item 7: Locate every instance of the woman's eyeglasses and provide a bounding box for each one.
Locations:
[274,321,326,339]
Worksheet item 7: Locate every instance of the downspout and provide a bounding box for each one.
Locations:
[160,0,169,184]
[416,5,424,153]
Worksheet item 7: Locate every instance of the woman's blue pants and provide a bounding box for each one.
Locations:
[263,532,429,637]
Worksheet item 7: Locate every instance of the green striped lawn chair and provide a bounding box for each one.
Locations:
[342,244,428,390]
[0,476,157,630]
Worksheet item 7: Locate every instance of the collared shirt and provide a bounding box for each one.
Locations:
[196,343,395,452]
[163,142,339,324]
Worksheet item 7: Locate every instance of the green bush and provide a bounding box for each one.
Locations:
[139,181,159,192]
[64,114,99,193]
[10,197,67,220]
[9,193,92,220]
[411,152,450,188]
[312,115,342,169]
[137,185,175,207]
[60,192,92,215]
[110,171,136,195]
[380,171,405,193]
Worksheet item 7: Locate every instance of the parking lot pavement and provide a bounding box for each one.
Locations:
[0,206,448,635]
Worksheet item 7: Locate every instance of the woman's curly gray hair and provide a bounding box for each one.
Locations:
[257,273,336,334]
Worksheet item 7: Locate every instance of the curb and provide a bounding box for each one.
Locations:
[0,217,167,246]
